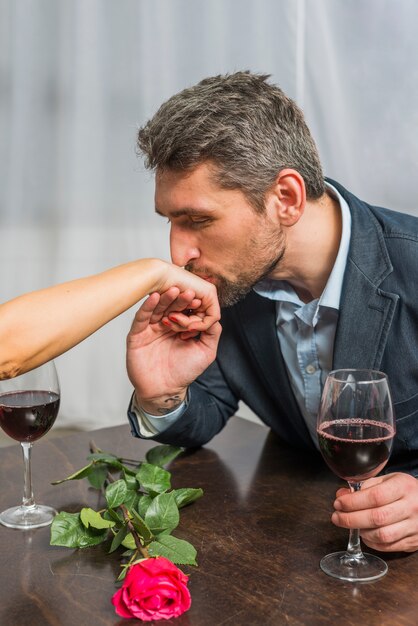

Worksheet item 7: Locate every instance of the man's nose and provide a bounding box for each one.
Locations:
[170,226,200,267]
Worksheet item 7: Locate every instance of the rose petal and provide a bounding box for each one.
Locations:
[111,588,137,619]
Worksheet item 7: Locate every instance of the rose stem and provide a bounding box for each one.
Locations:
[89,440,149,559]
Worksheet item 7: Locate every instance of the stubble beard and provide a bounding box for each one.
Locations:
[186,230,286,308]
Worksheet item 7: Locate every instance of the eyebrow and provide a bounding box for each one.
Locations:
[155,207,212,218]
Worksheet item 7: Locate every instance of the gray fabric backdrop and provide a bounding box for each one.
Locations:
[1,0,417,437]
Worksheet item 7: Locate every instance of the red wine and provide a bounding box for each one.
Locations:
[0,390,60,442]
[317,419,394,482]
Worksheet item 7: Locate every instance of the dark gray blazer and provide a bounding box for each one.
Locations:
[132,180,418,475]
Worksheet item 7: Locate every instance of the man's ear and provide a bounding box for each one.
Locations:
[266,169,306,226]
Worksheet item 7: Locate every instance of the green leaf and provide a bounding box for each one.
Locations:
[136,463,171,496]
[117,564,131,582]
[148,535,197,566]
[137,494,153,518]
[105,480,128,508]
[121,549,135,558]
[121,533,136,550]
[50,512,108,548]
[51,462,95,485]
[86,464,108,489]
[123,470,138,490]
[105,507,124,525]
[123,490,139,511]
[131,510,154,544]
[155,528,171,537]
[80,507,115,530]
[86,452,129,473]
[109,525,128,553]
[144,493,179,535]
[146,444,183,468]
[120,465,137,477]
[173,488,204,508]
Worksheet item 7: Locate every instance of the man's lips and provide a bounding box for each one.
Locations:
[186,266,218,284]
[196,274,216,284]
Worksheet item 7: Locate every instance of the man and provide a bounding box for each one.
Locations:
[126,71,418,553]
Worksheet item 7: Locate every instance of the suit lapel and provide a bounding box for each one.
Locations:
[331,180,399,370]
[333,261,399,369]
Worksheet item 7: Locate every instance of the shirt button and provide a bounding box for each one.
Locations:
[305,364,316,374]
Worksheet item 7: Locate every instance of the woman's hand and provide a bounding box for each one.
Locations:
[151,260,220,332]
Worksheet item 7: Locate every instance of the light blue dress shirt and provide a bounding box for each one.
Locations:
[129,182,351,442]
[253,183,351,443]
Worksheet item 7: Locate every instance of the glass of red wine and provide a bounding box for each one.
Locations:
[317,369,395,582]
[0,361,60,529]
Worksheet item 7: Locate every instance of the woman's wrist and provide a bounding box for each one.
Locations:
[147,258,181,294]
[122,258,169,296]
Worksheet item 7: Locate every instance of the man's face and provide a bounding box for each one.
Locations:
[155,162,286,307]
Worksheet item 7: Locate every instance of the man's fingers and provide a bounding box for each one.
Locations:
[361,522,418,553]
[360,519,412,547]
[200,287,221,324]
[335,487,351,498]
[335,476,385,499]
[179,331,201,340]
[197,320,222,346]
[149,287,188,323]
[128,293,161,335]
[176,320,222,344]
[332,498,408,530]
[334,475,402,513]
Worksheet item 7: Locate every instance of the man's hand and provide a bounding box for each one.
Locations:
[126,287,221,415]
[331,472,418,552]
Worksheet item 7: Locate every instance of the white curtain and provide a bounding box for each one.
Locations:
[1,0,418,435]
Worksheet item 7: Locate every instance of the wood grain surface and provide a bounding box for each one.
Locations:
[0,417,416,626]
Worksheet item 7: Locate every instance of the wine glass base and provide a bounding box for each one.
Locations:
[320,551,388,582]
[0,504,57,530]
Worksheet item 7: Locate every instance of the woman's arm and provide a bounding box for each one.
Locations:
[0,258,219,379]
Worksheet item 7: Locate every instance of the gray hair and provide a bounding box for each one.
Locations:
[137,71,325,211]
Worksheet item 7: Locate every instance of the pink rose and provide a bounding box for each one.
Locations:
[112,557,191,621]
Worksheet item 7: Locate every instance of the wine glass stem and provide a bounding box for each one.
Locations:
[21,442,35,508]
[346,481,362,559]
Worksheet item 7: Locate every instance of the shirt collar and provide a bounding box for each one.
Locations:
[254,181,352,312]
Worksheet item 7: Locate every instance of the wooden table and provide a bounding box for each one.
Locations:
[0,417,417,625]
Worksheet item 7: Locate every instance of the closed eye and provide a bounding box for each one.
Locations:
[157,210,214,229]
[170,216,213,229]
[189,217,212,227]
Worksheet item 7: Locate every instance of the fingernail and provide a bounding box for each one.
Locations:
[333,499,342,511]
[162,319,171,327]
[168,314,178,322]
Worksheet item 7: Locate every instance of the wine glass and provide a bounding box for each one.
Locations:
[0,361,60,529]
[317,369,395,582]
